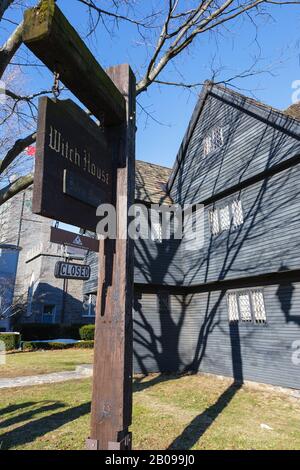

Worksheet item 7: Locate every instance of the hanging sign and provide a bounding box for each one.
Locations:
[32,97,113,232]
[50,227,99,252]
[54,261,91,280]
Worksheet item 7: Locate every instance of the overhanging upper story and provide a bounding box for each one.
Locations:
[86,82,300,292]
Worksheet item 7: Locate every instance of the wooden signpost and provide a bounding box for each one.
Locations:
[23,0,136,451]
[33,98,112,232]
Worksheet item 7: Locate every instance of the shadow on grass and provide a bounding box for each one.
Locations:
[0,401,65,429]
[1,402,91,450]
[168,382,242,450]
[0,402,36,417]
[133,373,182,393]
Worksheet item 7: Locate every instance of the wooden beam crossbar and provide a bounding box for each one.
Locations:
[22,0,126,126]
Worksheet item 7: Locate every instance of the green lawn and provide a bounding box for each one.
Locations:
[0,349,93,378]
[1,373,300,450]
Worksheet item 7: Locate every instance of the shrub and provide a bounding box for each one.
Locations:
[22,340,94,351]
[74,341,94,349]
[16,324,60,341]
[22,341,74,351]
[60,325,81,340]
[79,325,95,341]
[0,333,21,351]
[16,323,82,341]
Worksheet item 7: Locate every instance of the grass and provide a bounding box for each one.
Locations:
[0,372,300,450]
[0,349,93,378]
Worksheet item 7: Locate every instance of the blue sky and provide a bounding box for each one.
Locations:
[2,1,300,171]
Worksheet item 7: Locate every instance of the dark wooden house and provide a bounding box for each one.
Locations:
[85,82,300,390]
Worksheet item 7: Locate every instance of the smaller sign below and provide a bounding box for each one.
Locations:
[55,261,91,281]
[50,227,99,252]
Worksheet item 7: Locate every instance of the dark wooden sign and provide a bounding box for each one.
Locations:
[32,97,113,232]
[54,261,91,280]
[50,227,99,252]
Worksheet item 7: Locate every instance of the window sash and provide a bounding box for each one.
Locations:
[252,290,267,323]
[203,127,224,157]
[232,200,244,227]
[209,199,244,235]
[227,289,267,324]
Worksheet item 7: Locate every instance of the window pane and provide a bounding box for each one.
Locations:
[252,290,267,323]
[151,221,162,243]
[219,206,231,231]
[228,293,239,322]
[238,294,252,322]
[203,135,212,156]
[42,305,56,324]
[203,127,223,157]
[232,200,244,227]
[150,210,162,243]
[212,127,224,149]
[209,210,219,235]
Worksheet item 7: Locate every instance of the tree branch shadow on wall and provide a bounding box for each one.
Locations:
[132,114,300,447]
[276,265,300,325]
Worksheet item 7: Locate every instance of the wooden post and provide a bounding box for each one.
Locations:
[22,1,136,449]
[87,64,136,450]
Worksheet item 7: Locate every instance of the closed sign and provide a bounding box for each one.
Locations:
[55,261,91,280]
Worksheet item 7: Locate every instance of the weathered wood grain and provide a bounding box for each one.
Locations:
[22,0,126,126]
[89,64,136,450]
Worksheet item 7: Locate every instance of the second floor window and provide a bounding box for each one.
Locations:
[209,199,244,235]
[150,209,163,243]
[203,127,224,157]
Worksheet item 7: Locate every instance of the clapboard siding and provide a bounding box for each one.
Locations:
[134,238,183,285]
[170,93,300,205]
[83,251,98,294]
[133,280,300,389]
[182,163,300,286]
[85,161,300,292]
[85,237,183,293]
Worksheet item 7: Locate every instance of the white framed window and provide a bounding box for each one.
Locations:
[238,293,252,322]
[203,127,224,157]
[232,200,244,227]
[209,199,244,235]
[150,209,163,243]
[228,293,239,322]
[252,290,267,324]
[219,206,231,231]
[209,209,220,235]
[227,289,267,325]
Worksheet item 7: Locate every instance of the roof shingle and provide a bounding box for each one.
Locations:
[135,160,173,205]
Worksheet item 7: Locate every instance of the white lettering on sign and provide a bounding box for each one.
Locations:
[49,126,110,185]
[56,262,90,280]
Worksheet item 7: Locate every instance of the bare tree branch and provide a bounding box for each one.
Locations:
[0,132,36,175]
[136,0,300,94]
[77,0,159,28]
[0,20,23,79]
[0,173,33,206]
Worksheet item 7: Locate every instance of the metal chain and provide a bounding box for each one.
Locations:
[52,71,61,100]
